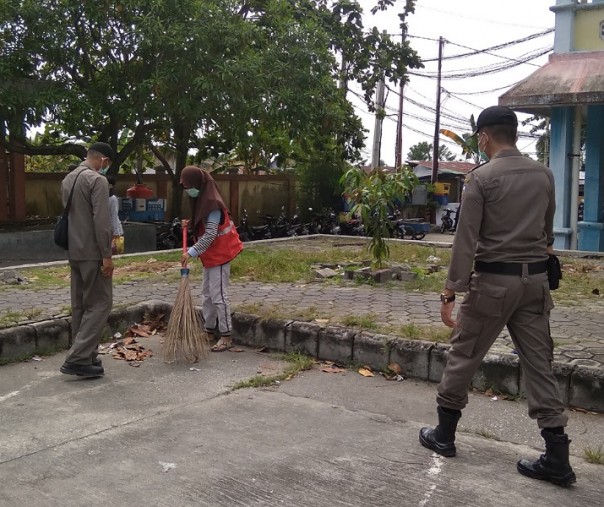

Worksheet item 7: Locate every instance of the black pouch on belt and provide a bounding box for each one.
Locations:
[546,254,562,290]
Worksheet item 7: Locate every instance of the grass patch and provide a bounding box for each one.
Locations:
[339,313,378,330]
[234,303,329,323]
[398,323,451,343]
[232,352,314,390]
[583,444,604,465]
[0,310,23,328]
[4,252,182,291]
[552,256,604,303]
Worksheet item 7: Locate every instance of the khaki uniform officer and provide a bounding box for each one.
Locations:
[419,106,576,488]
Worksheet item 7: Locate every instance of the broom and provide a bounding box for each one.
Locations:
[162,221,210,363]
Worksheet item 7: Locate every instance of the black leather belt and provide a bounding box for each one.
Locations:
[474,260,548,275]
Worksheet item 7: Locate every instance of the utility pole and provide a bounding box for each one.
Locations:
[394,21,406,171]
[431,36,445,183]
[371,78,386,170]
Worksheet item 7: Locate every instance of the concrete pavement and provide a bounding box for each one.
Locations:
[0,337,602,506]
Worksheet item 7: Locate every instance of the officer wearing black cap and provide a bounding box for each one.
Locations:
[419,106,576,487]
[59,141,115,378]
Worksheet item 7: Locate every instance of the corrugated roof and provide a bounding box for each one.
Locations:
[499,51,604,112]
[410,160,477,175]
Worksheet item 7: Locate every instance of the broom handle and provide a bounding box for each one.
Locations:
[182,222,188,267]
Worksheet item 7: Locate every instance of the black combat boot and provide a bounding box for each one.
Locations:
[517,428,576,487]
[419,406,462,457]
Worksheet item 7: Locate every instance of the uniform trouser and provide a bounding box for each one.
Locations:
[437,268,568,429]
[201,262,232,336]
[66,260,113,365]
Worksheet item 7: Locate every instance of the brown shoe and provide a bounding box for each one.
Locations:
[211,337,233,352]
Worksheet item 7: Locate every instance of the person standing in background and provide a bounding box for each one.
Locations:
[106,175,124,254]
[60,142,114,378]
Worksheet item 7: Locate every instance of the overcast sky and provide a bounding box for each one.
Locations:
[353,0,556,165]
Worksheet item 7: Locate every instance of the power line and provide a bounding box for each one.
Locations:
[409,46,552,79]
[420,28,553,65]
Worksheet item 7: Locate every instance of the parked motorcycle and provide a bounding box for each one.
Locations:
[156,218,195,250]
[236,209,272,242]
[440,208,458,234]
[388,210,426,240]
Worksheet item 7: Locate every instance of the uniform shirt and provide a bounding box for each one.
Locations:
[60,164,112,261]
[445,148,555,293]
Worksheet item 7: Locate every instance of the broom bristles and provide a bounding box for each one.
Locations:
[163,273,210,363]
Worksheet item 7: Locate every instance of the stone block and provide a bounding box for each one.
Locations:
[0,325,36,359]
[389,339,434,380]
[32,319,70,352]
[428,343,450,383]
[471,353,520,396]
[256,318,291,351]
[569,365,604,413]
[232,313,259,347]
[285,321,321,357]
[318,326,354,363]
[353,331,389,369]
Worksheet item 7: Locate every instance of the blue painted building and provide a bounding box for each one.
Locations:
[500,0,604,252]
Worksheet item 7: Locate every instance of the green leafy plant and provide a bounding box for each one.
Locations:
[341,166,419,269]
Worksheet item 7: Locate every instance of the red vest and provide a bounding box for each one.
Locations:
[196,208,243,267]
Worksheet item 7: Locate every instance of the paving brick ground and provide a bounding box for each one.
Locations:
[1,235,603,370]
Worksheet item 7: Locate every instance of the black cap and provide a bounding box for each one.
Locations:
[88,141,114,160]
[473,106,518,136]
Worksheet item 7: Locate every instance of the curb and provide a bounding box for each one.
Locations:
[1,300,602,414]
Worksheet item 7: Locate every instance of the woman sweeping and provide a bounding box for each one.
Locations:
[180,166,243,352]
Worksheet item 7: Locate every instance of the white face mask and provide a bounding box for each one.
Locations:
[185,187,200,198]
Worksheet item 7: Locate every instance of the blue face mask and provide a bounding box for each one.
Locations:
[185,187,200,198]
[479,151,489,162]
[100,167,109,175]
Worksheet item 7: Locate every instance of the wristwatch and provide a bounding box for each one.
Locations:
[440,293,456,304]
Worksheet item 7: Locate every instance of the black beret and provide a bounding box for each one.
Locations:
[473,106,518,135]
[88,142,114,159]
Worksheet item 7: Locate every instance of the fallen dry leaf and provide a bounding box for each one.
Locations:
[229,347,244,353]
[129,362,142,367]
[388,362,403,375]
[358,368,374,377]
[321,366,347,373]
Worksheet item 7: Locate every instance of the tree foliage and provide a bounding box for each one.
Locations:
[407,141,455,162]
[0,0,423,216]
[341,165,419,268]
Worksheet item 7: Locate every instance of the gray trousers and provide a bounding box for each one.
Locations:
[201,262,232,335]
[437,269,568,429]
[66,260,113,365]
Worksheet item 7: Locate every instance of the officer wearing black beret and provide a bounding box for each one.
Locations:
[419,106,576,488]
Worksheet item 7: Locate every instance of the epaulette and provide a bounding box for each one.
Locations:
[469,160,488,173]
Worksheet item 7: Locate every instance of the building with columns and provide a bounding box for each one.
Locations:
[500,0,604,252]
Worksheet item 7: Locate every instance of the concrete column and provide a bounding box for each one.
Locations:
[578,105,604,252]
[551,0,576,53]
[549,107,574,249]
